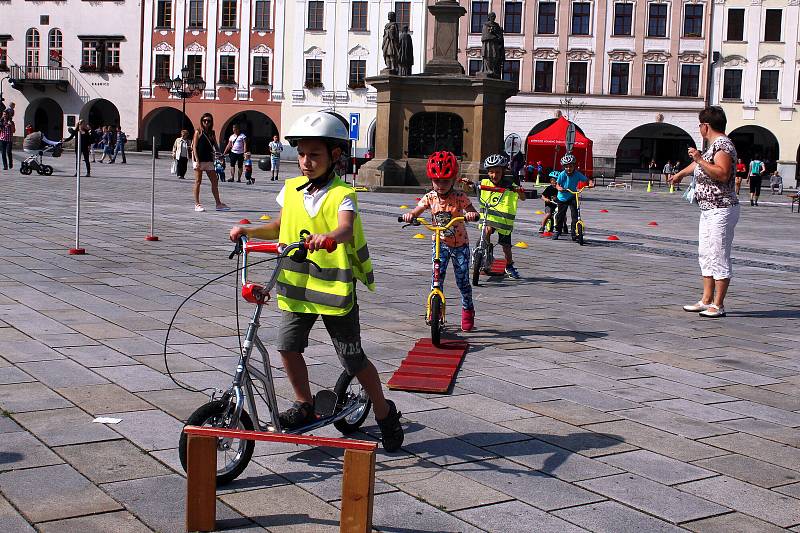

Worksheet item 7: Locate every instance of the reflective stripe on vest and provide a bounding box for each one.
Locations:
[277,175,375,316]
[480,179,518,235]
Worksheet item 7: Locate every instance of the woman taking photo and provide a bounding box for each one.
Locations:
[668,106,738,318]
[191,113,228,212]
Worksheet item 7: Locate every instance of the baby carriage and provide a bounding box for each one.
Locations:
[20,143,63,176]
[214,155,226,182]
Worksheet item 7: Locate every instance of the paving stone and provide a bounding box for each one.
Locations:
[520,399,623,426]
[407,407,528,447]
[136,387,210,421]
[0,339,66,363]
[718,418,800,447]
[501,416,638,457]
[631,363,732,389]
[16,359,107,388]
[134,352,212,373]
[56,383,152,415]
[37,510,153,533]
[487,438,623,481]
[681,512,788,533]
[450,458,605,511]
[621,377,734,404]
[0,430,63,471]
[545,385,641,411]
[93,364,178,392]
[775,482,800,499]
[102,335,173,355]
[0,367,34,385]
[366,490,484,533]
[711,400,800,427]
[0,464,120,523]
[0,382,73,413]
[13,407,119,447]
[692,453,800,488]
[615,407,735,439]
[0,414,21,433]
[56,345,138,367]
[431,393,537,422]
[643,399,743,423]
[394,425,496,466]
[598,449,715,485]
[552,500,688,533]
[602,385,677,403]
[456,500,588,533]
[576,473,729,524]
[706,370,783,387]
[678,475,800,528]
[710,384,800,411]
[105,409,183,451]
[0,494,35,533]
[457,375,558,405]
[699,432,800,471]
[220,484,339,532]
[56,439,172,483]
[104,474,256,533]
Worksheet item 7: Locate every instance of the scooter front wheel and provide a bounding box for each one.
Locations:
[576,223,585,246]
[430,294,443,346]
[178,400,255,486]
[471,249,483,286]
[333,371,372,434]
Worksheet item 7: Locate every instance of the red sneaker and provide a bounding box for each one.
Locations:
[461,309,475,332]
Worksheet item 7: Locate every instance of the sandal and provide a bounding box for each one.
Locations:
[278,401,315,429]
[683,301,710,312]
[377,400,404,452]
[699,305,726,318]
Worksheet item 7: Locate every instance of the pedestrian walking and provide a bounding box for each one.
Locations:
[648,159,657,182]
[63,120,92,176]
[110,126,126,163]
[172,129,191,179]
[268,134,283,181]
[668,106,738,318]
[662,160,673,184]
[0,110,15,170]
[191,112,228,212]
[748,155,765,206]
[734,158,746,195]
[222,124,247,182]
[99,126,115,163]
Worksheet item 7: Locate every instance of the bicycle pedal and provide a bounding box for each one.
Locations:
[314,390,338,417]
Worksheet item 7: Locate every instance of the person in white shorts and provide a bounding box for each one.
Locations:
[269,134,283,181]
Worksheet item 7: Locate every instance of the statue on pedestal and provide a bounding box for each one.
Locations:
[480,12,504,79]
[398,25,414,76]
[382,12,400,74]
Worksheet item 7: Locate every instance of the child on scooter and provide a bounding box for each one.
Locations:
[402,151,480,331]
[479,153,525,279]
[539,172,560,233]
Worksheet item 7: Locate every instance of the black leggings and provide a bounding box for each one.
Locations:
[75,147,91,174]
[749,176,762,196]
[555,197,578,235]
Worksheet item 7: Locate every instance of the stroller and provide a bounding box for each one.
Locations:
[20,143,63,176]
[214,155,226,182]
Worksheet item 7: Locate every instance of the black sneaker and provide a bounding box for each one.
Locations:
[278,401,315,429]
[377,400,404,452]
[552,232,560,240]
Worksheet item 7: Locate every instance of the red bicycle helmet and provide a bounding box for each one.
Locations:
[427,151,459,180]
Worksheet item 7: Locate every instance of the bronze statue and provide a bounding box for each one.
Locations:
[382,12,400,74]
[480,12,504,79]
[398,25,414,76]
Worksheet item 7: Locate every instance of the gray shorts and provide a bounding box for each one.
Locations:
[277,303,368,376]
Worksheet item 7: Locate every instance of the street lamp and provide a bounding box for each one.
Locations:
[158,66,206,131]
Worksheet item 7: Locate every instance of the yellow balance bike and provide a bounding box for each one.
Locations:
[564,184,590,246]
[398,215,465,346]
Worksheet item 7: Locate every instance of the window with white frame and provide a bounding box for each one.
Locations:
[305,58,322,87]
[567,62,588,93]
[647,3,668,37]
[471,1,489,33]
[679,64,700,97]
[726,8,744,41]
[610,62,629,95]
[48,28,62,67]
[188,0,204,29]
[219,55,236,83]
[220,0,237,29]
[613,3,633,36]
[722,69,742,100]
[759,70,779,100]
[534,60,554,92]
[538,2,557,34]
[254,0,271,30]
[105,41,120,71]
[395,2,411,29]
[26,28,40,68]
[503,59,521,86]
[156,0,173,28]
[187,54,203,79]
[504,2,523,34]
[644,63,664,96]
[683,3,703,38]
[571,2,591,35]
[253,56,269,84]
[154,54,171,82]
[763,9,781,42]
[468,58,481,76]
[0,40,8,71]
[349,59,366,88]
[308,1,324,30]
[81,40,101,71]
[351,1,368,31]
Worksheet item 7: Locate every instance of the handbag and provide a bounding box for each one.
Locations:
[683,176,696,203]
[170,160,178,175]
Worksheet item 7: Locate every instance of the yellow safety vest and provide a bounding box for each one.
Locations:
[479,178,518,235]
[277,176,375,316]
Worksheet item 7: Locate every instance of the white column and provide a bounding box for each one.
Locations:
[368,0,382,75]
[141,0,154,90]
[174,0,186,76]
[206,0,219,97]
[324,0,337,89]
[709,0,726,106]
[273,0,287,98]
[410,0,425,74]
[334,0,350,91]
[743,5,761,108]
[779,5,799,110]
[293,1,307,90]
[239,0,252,95]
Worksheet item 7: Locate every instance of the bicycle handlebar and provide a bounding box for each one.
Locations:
[478,184,524,194]
[397,216,466,232]
[243,237,336,255]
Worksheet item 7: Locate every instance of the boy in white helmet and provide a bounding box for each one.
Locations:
[229,112,403,452]
[552,154,591,241]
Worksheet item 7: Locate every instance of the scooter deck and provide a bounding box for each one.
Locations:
[387,338,469,393]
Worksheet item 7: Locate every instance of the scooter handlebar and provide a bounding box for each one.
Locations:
[478,184,525,194]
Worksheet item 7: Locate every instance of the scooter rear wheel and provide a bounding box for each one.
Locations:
[333,371,372,434]
[178,400,255,486]
[471,249,483,287]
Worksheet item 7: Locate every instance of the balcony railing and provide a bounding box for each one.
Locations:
[10,65,68,83]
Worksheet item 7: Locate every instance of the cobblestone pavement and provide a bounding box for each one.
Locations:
[1,154,799,532]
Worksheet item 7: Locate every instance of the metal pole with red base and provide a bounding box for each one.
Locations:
[69,131,86,255]
[145,136,159,241]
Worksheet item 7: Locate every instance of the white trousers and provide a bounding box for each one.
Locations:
[698,204,739,280]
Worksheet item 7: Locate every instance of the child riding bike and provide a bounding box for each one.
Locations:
[228,111,403,452]
[539,171,560,234]
[479,153,526,279]
[552,154,591,241]
[402,151,480,331]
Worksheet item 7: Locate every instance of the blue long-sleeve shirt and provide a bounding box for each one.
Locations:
[556,170,587,202]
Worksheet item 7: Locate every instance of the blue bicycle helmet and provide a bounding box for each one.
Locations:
[483,153,509,169]
[549,170,560,179]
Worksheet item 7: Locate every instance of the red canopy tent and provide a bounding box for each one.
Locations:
[526,117,593,178]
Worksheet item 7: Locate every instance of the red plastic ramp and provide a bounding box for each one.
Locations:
[387,339,469,393]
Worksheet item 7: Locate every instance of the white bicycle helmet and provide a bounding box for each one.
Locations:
[560,154,576,165]
[483,153,509,169]
[285,112,350,154]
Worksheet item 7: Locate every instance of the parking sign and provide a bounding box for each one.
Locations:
[349,113,360,141]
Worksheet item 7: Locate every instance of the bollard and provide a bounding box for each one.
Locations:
[69,131,86,255]
[185,435,217,533]
[145,136,159,241]
[340,449,376,533]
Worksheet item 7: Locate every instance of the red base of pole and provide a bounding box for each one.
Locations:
[145,235,159,241]
[68,248,86,255]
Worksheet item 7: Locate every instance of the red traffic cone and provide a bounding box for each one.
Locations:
[599,209,609,213]
[647,221,658,226]
[239,218,251,225]
[607,235,620,241]
[542,231,553,237]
